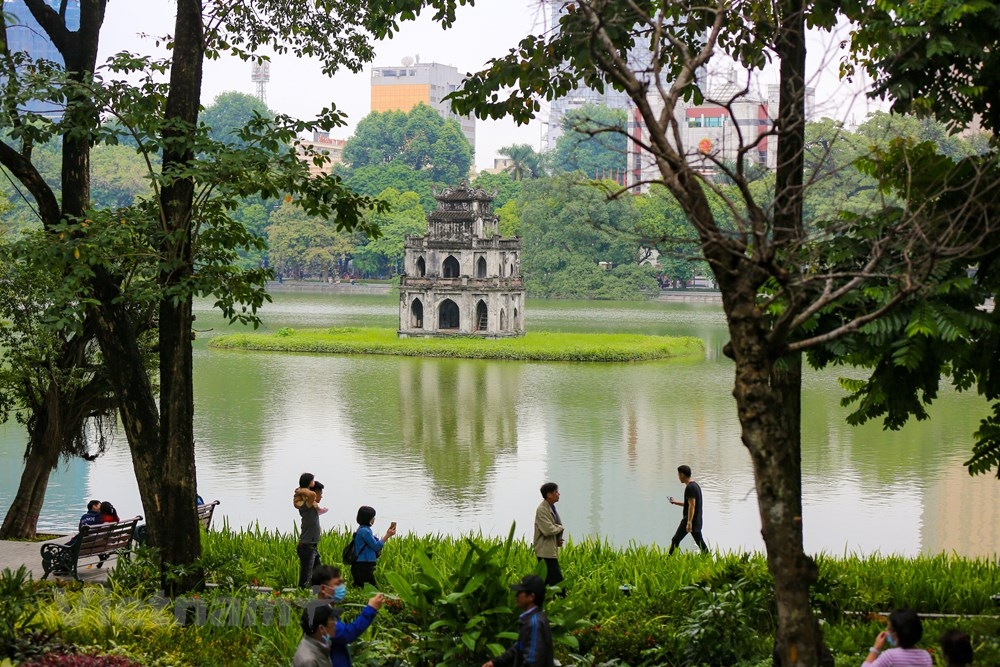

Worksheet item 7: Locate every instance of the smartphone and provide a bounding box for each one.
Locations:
[389,521,397,531]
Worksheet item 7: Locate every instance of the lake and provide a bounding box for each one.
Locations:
[2,291,998,558]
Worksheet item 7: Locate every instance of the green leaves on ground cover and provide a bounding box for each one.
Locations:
[209,326,704,363]
[6,532,1000,666]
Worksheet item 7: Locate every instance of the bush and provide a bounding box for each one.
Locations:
[20,652,144,666]
[0,567,61,662]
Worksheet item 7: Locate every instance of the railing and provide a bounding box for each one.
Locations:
[400,277,524,289]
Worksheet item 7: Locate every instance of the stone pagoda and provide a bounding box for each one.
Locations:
[398,183,525,338]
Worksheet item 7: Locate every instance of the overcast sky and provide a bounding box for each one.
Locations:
[96,2,880,171]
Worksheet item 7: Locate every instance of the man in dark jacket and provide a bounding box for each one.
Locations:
[79,500,102,529]
[483,574,554,667]
[312,565,384,667]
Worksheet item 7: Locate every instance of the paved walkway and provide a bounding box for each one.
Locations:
[0,536,114,584]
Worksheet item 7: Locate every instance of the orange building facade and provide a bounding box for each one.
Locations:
[370,61,476,149]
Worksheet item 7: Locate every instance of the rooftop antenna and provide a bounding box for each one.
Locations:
[251,60,270,106]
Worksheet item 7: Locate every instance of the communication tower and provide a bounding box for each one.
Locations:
[250,61,270,106]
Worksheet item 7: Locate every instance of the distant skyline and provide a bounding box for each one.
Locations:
[96,2,880,171]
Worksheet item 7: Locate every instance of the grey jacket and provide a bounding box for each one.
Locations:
[533,500,563,559]
[292,636,329,667]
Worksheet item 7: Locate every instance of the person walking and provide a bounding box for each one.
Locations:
[482,574,554,667]
[668,465,709,555]
[533,482,564,587]
[350,505,395,588]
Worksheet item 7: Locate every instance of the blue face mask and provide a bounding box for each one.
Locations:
[884,631,896,647]
[321,632,332,647]
[332,583,347,602]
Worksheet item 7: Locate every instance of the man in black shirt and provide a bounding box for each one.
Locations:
[668,465,709,555]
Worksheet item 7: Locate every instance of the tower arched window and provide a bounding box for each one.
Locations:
[475,300,488,331]
[410,298,424,328]
[442,256,460,278]
[439,299,460,329]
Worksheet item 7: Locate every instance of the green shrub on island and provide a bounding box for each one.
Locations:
[209,327,704,363]
[5,529,1000,666]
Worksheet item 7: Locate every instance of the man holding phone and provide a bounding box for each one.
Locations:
[668,465,709,555]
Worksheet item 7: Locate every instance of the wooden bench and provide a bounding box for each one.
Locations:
[133,501,221,546]
[197,500,221,530]
[40,515,142,581]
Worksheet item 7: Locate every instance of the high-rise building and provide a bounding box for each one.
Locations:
[370,58,476,150]
[542,0,632,151]
[3,0,81,118]
[626,68,816,192]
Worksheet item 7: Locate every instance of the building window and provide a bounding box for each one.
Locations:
[410,299,424,328]
[439,299,460,329]
[442,255,460,278]
[475,300,488,331]
[416,256,426,277]
[476,256,487,278]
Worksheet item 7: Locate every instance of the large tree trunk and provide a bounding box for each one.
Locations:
[739,0,823,664]
[738,351,822,667]
[0,411,62,540]
[146,0,206,594]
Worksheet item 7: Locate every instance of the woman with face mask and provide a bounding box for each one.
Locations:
[310,565,385,667]
[863,608,932,666]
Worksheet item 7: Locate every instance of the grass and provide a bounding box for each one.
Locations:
[208,326,705,363]
[10,527,1000,666]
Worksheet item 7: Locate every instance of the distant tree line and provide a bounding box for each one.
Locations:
[2,96,986,299]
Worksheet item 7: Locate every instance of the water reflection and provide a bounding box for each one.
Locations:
[0,293,997,558]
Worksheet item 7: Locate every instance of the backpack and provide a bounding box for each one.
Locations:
[342,531,358,565]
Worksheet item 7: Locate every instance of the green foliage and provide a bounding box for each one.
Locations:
[496,144,545,180]
[517,175,646,299]
[381,524,517,665]
[265,200,354,280]
[846,0,1000,134]
[341,104,472,184]
[0,566,58,661]
[210,326,705,362]
[676,578,773,666]
[352,188,427,277]
[2,532,1000,666]
[340,161,437,212]
[470,171,522,209]
[201,92,273,147]
[552,105,627,178]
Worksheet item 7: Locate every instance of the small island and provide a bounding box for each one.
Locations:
[209,326,704,362]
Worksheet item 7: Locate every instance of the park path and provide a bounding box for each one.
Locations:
[0,536,112,584]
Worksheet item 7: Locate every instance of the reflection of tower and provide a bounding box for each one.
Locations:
[250,61,270,106]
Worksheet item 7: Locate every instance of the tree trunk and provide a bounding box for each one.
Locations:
[149,0,206,594]
[738,351,822,667]
[0,413,61,539]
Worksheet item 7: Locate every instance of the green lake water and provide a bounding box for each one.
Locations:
[2,292,997,557]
